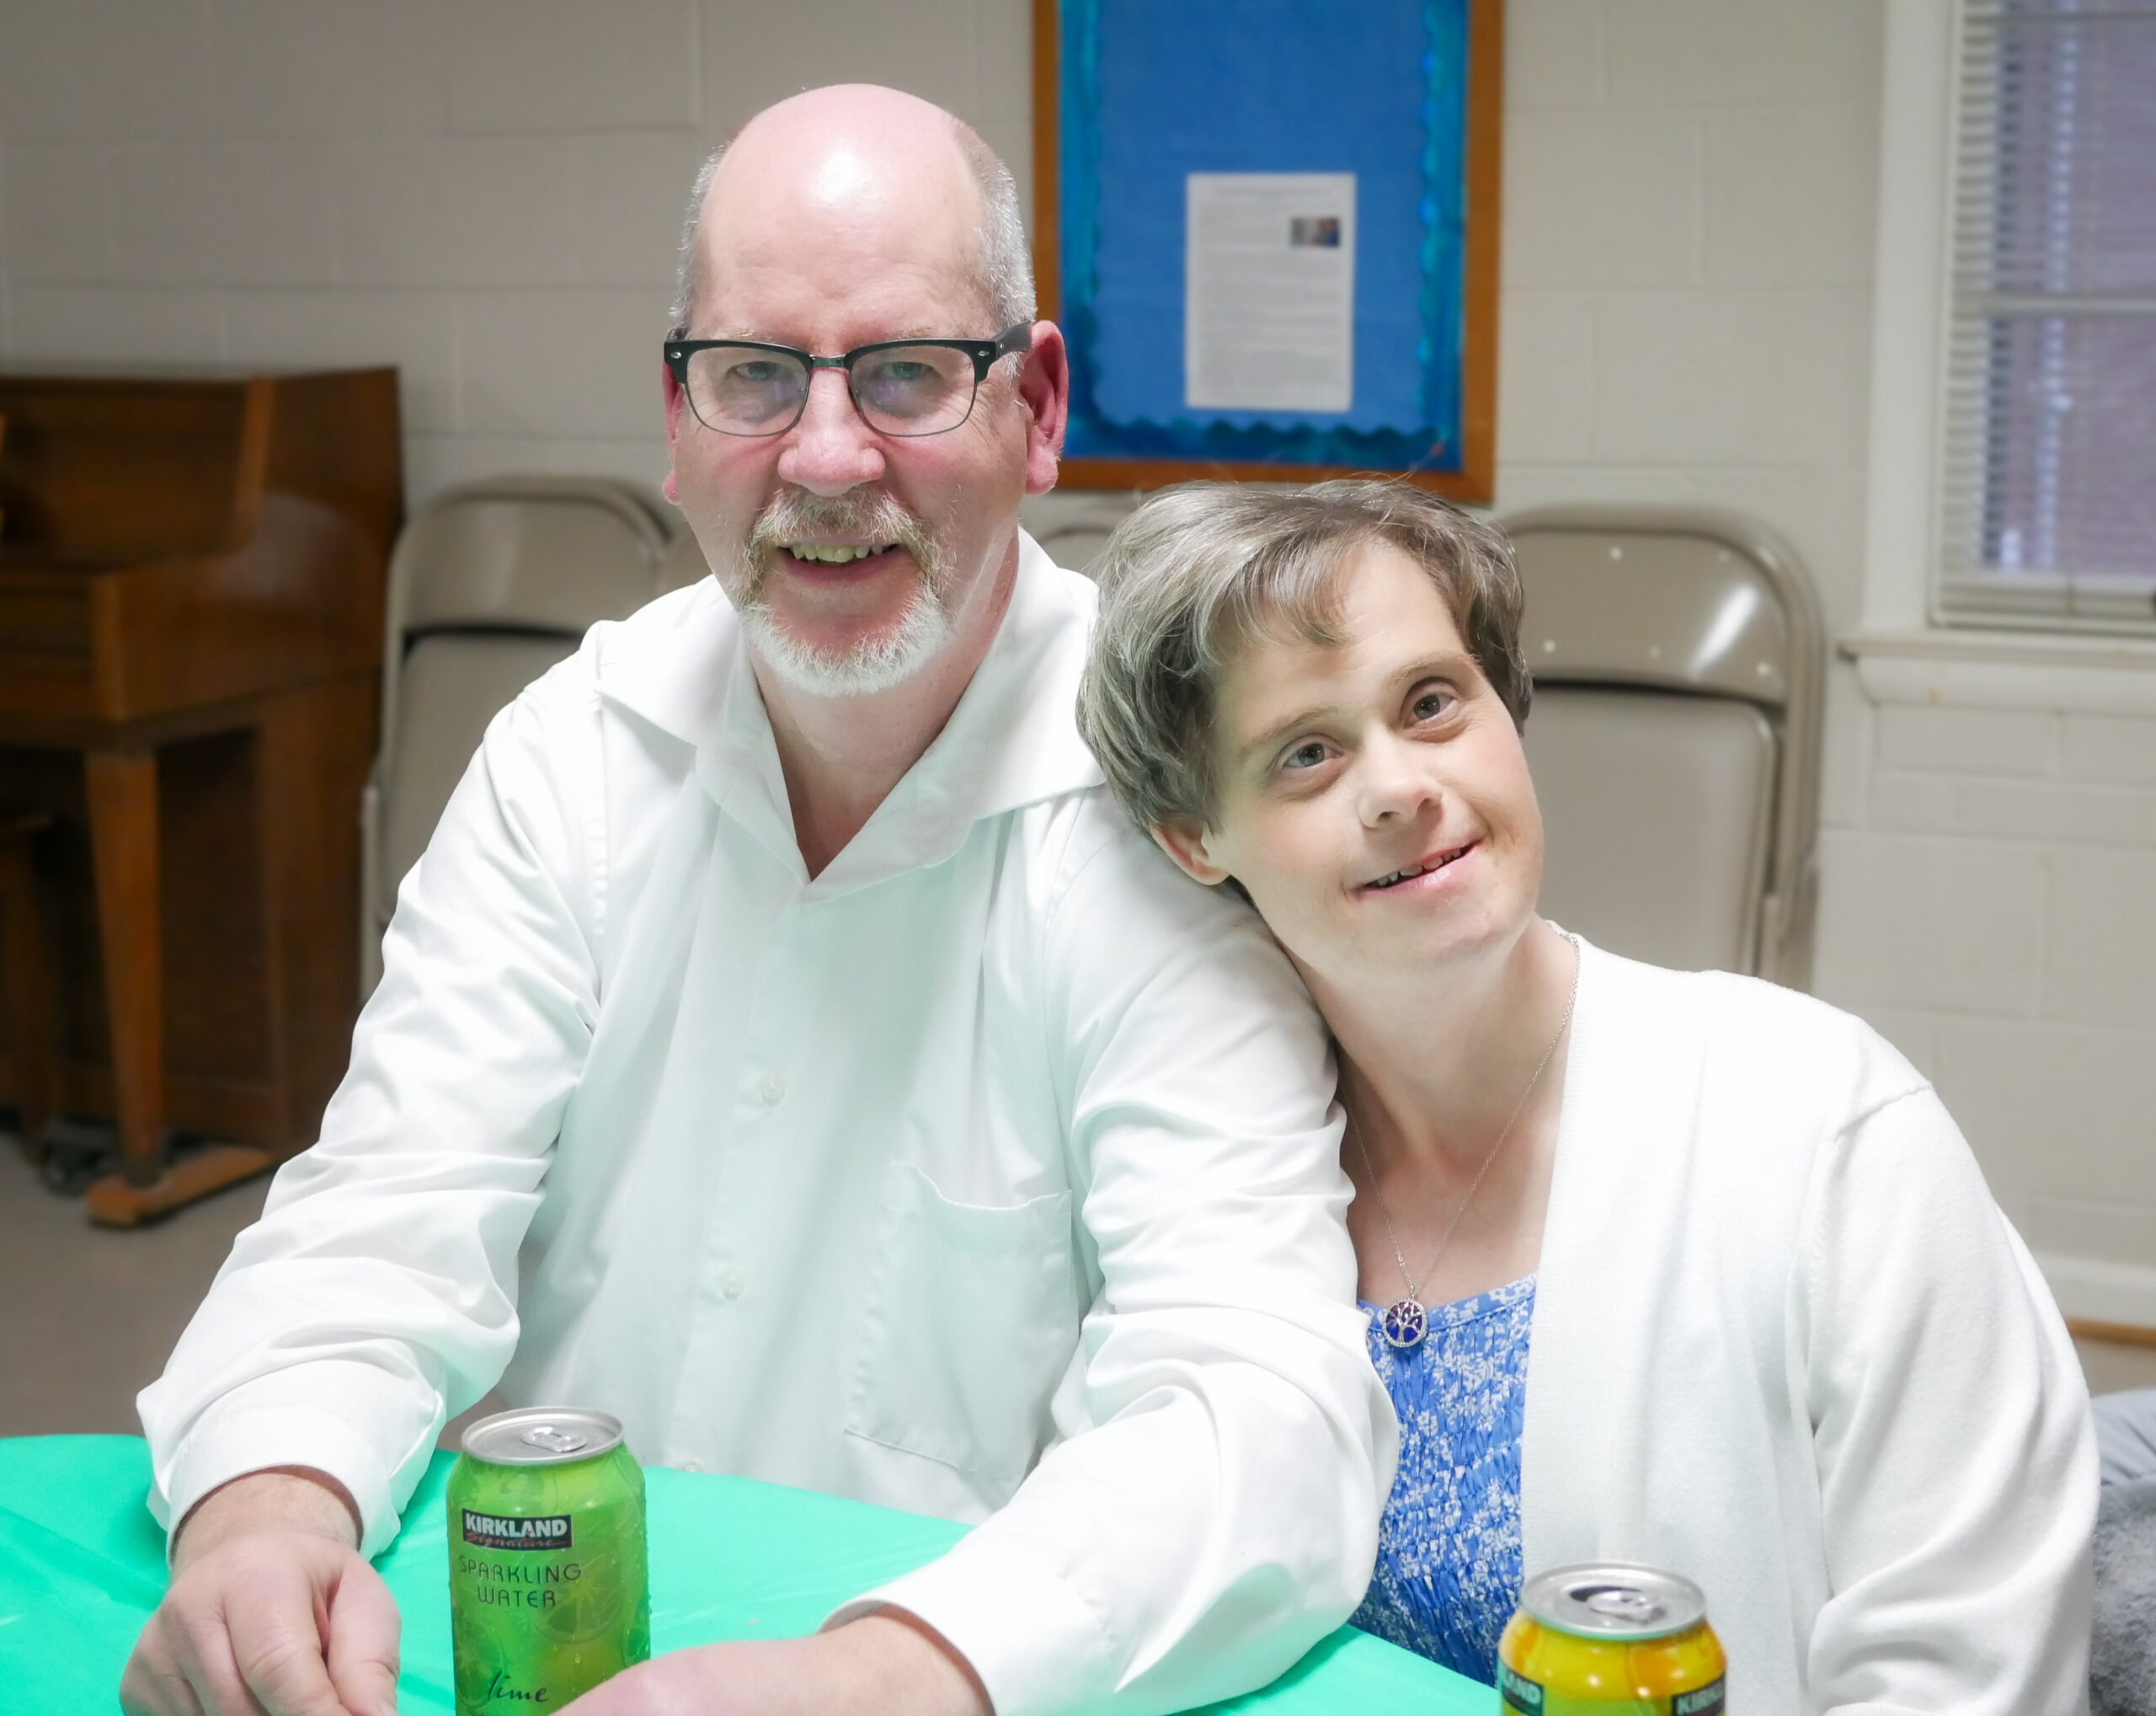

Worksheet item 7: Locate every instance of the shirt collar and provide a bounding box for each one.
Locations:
[596,530,1106,890]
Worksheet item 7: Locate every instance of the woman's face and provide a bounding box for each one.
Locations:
[1158,541,1545,992]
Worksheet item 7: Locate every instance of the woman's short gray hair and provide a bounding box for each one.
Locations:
[1078,479,1531,832]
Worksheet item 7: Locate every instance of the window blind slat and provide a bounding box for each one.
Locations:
[1938,0,2156,631]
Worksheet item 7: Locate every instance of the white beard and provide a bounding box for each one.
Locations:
[718,485,956,698]
[736,579,954,698]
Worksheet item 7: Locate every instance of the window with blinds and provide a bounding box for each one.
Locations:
[1939,0,2156,629]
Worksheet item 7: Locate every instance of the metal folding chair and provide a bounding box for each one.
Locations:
[360,477,680,996]
[1502,505,1826,986]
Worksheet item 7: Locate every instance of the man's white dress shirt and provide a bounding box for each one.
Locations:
[138,536,1396,1716]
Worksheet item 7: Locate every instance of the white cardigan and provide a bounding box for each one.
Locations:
[1521,940,2095,1713]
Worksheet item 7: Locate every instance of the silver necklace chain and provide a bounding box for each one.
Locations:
[1352,933,1582,1314]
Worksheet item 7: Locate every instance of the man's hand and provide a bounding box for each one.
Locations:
[120,1468,400,1716]
[559,1610,991,1716]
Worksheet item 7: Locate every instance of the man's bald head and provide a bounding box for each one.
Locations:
[669,85,1034,338]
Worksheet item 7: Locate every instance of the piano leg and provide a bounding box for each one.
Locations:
[1,813,55,1165]
[80,746,270,1226]
[84,749,162,1184]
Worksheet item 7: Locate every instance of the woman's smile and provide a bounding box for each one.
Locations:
[1356,838,1479,896]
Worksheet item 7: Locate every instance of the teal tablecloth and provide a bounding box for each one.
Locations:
[0,1435,1486,1713]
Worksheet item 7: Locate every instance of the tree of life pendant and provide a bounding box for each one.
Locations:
[1380,1298,1428,1350]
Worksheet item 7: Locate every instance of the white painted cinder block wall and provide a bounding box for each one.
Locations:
[1819,695,2156,1320]
[0,0,1033,498]
[2,1,2149,1318]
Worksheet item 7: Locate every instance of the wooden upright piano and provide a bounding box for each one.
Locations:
[0,369,400,1223]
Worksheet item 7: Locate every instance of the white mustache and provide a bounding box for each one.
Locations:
[747,489,937,576]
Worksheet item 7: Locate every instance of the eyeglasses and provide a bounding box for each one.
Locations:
[664,324,1032,438]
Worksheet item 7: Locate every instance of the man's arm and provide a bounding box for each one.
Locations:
[832,808,1395,1716]
[138,659,603,1554]
[126,653,611,1714]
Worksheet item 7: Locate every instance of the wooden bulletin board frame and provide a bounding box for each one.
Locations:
[1032,0,1504,500]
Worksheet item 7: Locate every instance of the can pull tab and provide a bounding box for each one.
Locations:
[520,1423,591,1456]
[1573,1584,1668,1627]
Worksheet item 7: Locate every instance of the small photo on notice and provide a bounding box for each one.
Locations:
[1289,215,1342,249]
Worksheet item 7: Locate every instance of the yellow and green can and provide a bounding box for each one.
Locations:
[1497,1564,1726,1714]
[446,1407,650,1714]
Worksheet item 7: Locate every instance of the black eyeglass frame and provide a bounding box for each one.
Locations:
[663,323,1033,438]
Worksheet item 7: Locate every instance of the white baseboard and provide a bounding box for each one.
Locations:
[2035,1252,2156,1333]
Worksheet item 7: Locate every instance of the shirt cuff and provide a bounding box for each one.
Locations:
[825,1534,1121,1716]
[156,1400,412,1562]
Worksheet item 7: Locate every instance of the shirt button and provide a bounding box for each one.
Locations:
[680,1458,702,1473]
[721,1268,748,1300]
[758,1074,786,1106]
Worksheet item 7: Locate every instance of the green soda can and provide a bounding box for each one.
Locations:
[446,1407,650,1713]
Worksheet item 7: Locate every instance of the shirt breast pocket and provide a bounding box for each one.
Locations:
[845,1159,1083,1496]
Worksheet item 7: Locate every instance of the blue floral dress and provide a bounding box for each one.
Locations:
[1351,1275,1535,1686]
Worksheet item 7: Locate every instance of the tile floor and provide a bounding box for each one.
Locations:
[0,1134,272,1437]
[6,1126,2156,1441]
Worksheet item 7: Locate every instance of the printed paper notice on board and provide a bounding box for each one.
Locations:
[1185,172,1356,414]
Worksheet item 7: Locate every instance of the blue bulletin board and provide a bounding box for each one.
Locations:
[1034,0,1502,497]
